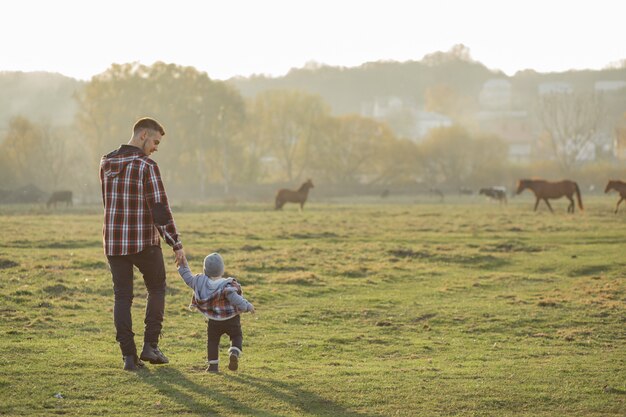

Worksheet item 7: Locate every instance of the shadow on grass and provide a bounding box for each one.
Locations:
[569,264,608,277]
[389,248,509,269]
[225,374,381,417]
[138,367,274,416]
[138,368,380,417]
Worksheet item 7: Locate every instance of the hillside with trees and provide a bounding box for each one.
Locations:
[0,71,83,134]
[229,45,503,115]
[1,46,625,202]
[229,46,626,116]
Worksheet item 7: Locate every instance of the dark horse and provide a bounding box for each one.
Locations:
[604,180,626,213]
[516,179,583,213]
[275,179,314,210]
[47,190,73,208]
[479,187,507,205]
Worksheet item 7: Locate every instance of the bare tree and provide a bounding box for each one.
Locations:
[537,92,605,171]
[250,90,329,182]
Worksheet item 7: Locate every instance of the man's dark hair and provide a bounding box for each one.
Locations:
[133,117,165,136]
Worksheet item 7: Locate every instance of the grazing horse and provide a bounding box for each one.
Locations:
[429,188,444,202]
[604,180,626,213]
[47,190,73,208]
[516,179,583,213]
[275,179,314,210]
[479,187,507,205]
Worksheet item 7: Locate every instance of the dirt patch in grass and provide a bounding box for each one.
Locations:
[480,240,543,253]
[412,313,437,322]
[3,240,101,249]
[286,232,340,239]
[343,268,368,278]
[72,260,107,270]
[0,259,19,269]
[558,328,593,341]
[241,244,264,251]
[283,272,323,286]
[537,299,561,307]
[389,248,430,259]
[43,284,73,296]
[574,279,624,308]
[389,248,508,268]
[569,264,607,277]
[245,264,307,273]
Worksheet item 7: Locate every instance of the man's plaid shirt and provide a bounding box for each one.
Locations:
[100,145,182,256]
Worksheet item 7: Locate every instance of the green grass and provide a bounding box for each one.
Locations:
[0,197,625,416]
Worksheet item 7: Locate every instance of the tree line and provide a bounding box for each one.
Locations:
[0,59,624,201]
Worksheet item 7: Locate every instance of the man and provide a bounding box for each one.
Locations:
[100,117,186,371]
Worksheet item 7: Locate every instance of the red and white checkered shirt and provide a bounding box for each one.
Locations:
[190,280,246,321]
[100,145,183,256]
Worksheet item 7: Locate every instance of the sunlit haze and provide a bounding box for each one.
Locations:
[1,0,625,80]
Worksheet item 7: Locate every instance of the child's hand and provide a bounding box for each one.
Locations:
[175,250,187,268]
[248,304,255,314]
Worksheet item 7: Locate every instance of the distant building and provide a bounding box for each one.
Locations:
[413,111,453,140]
[476,110,535,163]
[361,97,452,141]
[361,96,405,119]
[595,80,626,92]
[538,82,573,95]
[479,79,512,110]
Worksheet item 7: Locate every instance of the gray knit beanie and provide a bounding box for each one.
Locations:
[203,252,225,278]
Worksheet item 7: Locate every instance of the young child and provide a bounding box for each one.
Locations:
[177,252,255,372]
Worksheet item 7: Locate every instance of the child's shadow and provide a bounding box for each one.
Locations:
[225,373,381,417]
[138,367,277,416]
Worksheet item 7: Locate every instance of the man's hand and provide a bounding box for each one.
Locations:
[248,304,256,314]
[174,249,187,268]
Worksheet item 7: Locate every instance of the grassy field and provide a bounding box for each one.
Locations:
[0,197,625,416]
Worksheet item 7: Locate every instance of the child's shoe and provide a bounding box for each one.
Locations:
[207,360,219,373]
[228,347,241,371]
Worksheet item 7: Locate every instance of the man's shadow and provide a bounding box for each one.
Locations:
[138,367,381,417]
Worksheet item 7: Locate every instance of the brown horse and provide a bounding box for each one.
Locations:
[47,190,73,208]
[604,180,626,213]
[275,179,314,210]
[516,179,583,213]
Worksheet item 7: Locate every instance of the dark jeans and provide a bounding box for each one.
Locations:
[207,315,243,362]
[107,246,166,357]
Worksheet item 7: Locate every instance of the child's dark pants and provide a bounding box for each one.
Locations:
[207,315,242,362]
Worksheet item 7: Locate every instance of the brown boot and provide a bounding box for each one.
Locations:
[123,355,145,371]
[140,343,169,364]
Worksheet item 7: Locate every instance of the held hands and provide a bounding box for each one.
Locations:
[174,249,187,268]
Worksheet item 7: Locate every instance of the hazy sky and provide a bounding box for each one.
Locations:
[1,0,624,80]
